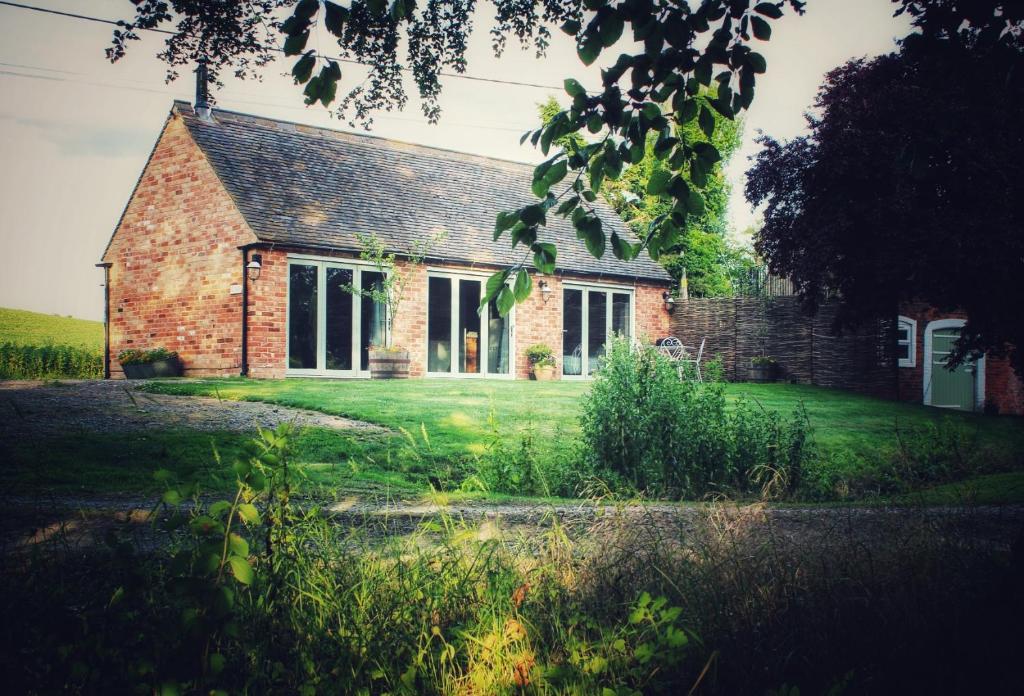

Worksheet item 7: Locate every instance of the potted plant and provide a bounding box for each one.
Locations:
[118,347,183,379]
[749,355,777,383]
[342,231,445,379]
[525,344,556,381]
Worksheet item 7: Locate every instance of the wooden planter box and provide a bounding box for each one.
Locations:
[531,364,556,381]
[749,363,777,383]
[369,349,410,379]
[121,357,184,379]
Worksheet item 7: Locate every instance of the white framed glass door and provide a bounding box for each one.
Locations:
[562,284,633,378]
[426,271,513,378]
[287,259,386,377]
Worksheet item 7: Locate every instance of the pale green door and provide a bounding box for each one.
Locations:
[929,328,977,410]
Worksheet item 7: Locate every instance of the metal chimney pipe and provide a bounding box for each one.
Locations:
[194,60,212,121]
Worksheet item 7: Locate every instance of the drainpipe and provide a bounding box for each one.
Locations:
[240,247,250,377]
[96,262,112,379]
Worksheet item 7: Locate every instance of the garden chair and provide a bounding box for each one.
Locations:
[563,344,583,376]
[657,336,685,361]
[679,337,706,382]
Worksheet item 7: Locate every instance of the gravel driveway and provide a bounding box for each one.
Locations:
[0,379,383,437]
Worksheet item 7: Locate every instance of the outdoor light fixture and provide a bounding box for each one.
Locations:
[539,279,552,304]
[662,290,676,312]
[246,253,262,282]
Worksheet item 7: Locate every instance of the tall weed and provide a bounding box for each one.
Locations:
[0,341,102,379]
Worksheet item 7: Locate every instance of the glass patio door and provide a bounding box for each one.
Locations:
[427,273,511,377]
[287,260,386,376]
[562,285,633,377]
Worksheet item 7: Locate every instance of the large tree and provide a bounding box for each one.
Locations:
[745,6,1024,372]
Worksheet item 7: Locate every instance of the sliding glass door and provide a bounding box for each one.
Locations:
[427,273,512,377]
[287,260,386,376]
[562,285,633,377]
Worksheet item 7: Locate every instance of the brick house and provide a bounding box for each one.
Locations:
[895,302,1024,415]
[99,101,672,380]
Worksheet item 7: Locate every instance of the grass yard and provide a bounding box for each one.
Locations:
[137,378,1024,500]
[0,307,103,348]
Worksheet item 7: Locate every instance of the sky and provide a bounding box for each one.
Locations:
[0,0,910,321]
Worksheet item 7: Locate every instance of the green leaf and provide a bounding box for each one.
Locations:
[747,52,767,74]
[561,19,581,35]
[366,0,387,15]
[496,286,515,316]
[513,270,532,302]
[520,204,545,226]
[302,75,323,106]
[485,270,509,304]
[556,196,580,216]
[228,533,249,558]
[754,2,783,19]
[610,231,633,260]
[294,0,319,19]
[237,503,260,525]
[209,653,226,676]
[599,13,624,48]
[694,142,721,164]
[153,469,173,483]
[494,211,517,239]
[698,105,715,139]
[532,243,557,274]
[564,78,585,98]
[751,15,771,40]
[686,189,705,215]
[228,555,254,585]
[647,169,671,196]
[291,51,316,84]
[162,489,182,506]
[323,2,349,36]
[577,35,602,67]
[283,31,309,57]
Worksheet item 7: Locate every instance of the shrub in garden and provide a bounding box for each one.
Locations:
[0,341,102,379]
[580,337,814,499]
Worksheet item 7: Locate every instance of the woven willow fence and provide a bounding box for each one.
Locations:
[669,297,898,397]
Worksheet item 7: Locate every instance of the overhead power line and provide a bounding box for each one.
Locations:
[0,0,576,93]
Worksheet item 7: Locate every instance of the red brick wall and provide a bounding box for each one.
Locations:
[103,115,258,378]
[246,249,288,378]
[897,302,1023,415]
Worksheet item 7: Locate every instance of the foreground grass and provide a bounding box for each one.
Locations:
[0,306,103,349]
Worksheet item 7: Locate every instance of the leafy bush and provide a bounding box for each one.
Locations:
[524,343,556,368]
[0,342,102,379]
[117,347,179,365]
[580,337,814,499]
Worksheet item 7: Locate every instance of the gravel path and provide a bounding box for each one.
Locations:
[0,380,384,437]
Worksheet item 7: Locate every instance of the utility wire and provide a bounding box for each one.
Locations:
[0,0,576,92]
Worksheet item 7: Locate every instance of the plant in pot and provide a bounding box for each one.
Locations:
[749,355,777,383]
[118,347,183,379]
[525,344,556,381]
[341,231,445,379]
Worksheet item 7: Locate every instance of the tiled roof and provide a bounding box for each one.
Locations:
[173,101,671,284]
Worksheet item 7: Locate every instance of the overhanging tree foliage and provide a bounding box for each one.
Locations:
[746,5,1024,372]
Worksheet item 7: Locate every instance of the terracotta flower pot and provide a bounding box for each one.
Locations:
[532,364,556,381]
[369,349,410,379]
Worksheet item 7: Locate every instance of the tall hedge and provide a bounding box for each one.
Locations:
[0,343,103,379]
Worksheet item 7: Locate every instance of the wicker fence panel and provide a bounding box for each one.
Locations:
[668,297,897,398]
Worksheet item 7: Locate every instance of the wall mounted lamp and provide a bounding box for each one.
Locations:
[662,290,676,313]
[539,279,552,304]
[246,253,263,282]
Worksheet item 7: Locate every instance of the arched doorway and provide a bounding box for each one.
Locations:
[923,318,985,411]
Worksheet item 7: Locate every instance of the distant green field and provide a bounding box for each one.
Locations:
[0,307,103,348]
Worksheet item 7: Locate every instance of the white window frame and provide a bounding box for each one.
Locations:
[922,318,985,409]
[424,269,515,379]
[896,315,917,368]
[285,257,389,378]
[561,281,636,380]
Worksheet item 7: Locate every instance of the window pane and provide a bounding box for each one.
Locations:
[459,279,482,373]
[288,264,318,370]
[587,291,607,374]
[360,271,386,371]
[612,293,631,338]
[428,277,452,373]
[487,299,510,374]
[897,326,909,343]
[563,289,583,376]
[325,267,353,371]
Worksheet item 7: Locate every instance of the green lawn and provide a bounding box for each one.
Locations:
[0,307,103,348]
